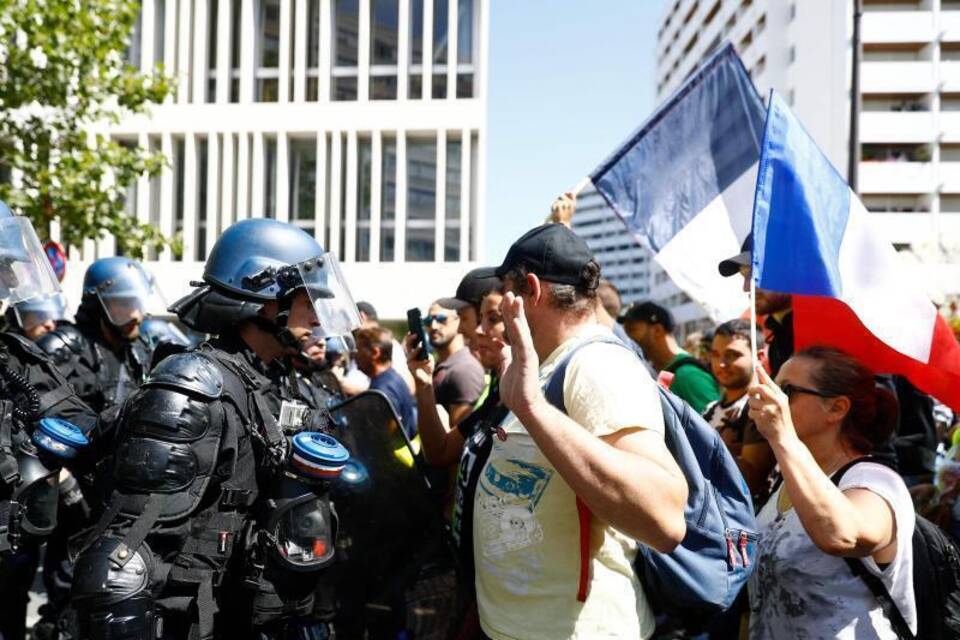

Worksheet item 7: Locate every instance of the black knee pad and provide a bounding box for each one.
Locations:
[71,536,159,640]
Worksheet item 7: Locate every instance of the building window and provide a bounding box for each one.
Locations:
[264,137,277,217]
[307,0,321,100]
[406,137,436,262]
[370,0,399,99]
[445,137,461,262]
[289,138,317,236]
[357,138,372,261]
[207,0,219,101]
[432,0,447,98]
[198,138,209,259]
[381,136,396,261]
[333,0,359,100]
[230,0,242,101]
[154,0,166,67]
[174,138,185,260]
[409,0,423,99]
[256,0,281,101]
[456,0,474,97]
[126,5,142,68]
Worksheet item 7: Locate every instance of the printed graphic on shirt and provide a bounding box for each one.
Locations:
[477,457,553,559]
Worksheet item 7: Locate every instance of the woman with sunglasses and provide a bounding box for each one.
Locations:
[746,346,915,639]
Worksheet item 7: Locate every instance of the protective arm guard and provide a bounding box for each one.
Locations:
[72,536,159,640]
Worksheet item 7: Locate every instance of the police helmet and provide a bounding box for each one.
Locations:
[82,257,164,327]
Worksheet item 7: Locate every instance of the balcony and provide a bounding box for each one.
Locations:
[861,61,935,93]
[940,11,960,43]
[865,212,934,246]
[939,62,960,93]
[862,11,934,44]
[939,162,960,192]
[859,111,934,143]
[859,161,935,193]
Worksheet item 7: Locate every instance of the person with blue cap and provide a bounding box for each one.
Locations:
[0,200,97,640]
[37,257,160,420]
[70,218,365,639]
[4,292,67,341]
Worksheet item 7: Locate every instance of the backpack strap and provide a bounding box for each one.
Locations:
[542,333,638,602]
[831,457,915,640]
[664,354,711,376]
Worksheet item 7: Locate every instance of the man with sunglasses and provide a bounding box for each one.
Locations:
[424,301,484,427]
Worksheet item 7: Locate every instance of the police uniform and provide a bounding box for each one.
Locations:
[71,219,359,640]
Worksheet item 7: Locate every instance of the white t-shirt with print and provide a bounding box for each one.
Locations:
[474,324,665,640]
[749,462,916,640]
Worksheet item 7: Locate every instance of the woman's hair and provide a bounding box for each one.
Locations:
[794,346,898,453]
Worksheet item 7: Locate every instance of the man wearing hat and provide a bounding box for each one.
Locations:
[436,268,501,354]
[717,235,794,377]
[469,223,687,640]
[618,301,721,413]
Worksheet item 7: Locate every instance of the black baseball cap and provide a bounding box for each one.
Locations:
[479,223,597,285]
[617,301,675,333]
[718,235,753,277]
[436,268,501,310]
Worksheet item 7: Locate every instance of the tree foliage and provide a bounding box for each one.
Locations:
[0,0,174,258]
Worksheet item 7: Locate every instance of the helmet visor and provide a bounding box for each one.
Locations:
[95,268,168,327]
[14,292,66,332]
[276,497,335,568]
[0,217,61,304]
[297,253,361,338]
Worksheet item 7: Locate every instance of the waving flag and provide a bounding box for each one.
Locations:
[753,91,960,410]
[589,43,765,320]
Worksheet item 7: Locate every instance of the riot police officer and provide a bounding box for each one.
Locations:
[37,257,157,421]
[0,201,98,640]
[71,219,362,640]
[4,293,68,342]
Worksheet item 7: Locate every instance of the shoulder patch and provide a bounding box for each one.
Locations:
[144,351,224,399]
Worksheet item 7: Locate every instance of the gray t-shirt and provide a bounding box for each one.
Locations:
[433,347,485,412]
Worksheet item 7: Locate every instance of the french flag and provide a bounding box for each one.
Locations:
[589,43,766,320]
[753,92,960,411]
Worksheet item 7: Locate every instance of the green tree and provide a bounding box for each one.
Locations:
[0,0,174,258]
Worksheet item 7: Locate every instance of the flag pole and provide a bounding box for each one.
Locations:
[749,273,759,367]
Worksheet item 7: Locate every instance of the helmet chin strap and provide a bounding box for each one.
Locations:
[272,293,302,352]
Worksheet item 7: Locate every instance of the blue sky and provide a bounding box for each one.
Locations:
[483,0,664,262]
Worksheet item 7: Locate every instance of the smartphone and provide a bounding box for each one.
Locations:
[406,307,431,361]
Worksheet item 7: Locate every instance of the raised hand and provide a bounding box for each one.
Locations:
[746,363,796,446]
[498,292,543,419]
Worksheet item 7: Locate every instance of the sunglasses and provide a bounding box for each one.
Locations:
[779,382,835,400]
[423,314,451,326]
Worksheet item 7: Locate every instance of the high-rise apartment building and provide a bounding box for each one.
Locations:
[571,186,652,308]
[67,0,487,318]
[650,0,960,329]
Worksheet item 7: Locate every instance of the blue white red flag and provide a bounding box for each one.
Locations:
[589,43,765,319]
[753,91,960,410]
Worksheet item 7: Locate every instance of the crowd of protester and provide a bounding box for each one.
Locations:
[298,193,960,640]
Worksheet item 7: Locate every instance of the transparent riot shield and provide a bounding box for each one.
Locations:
[325,390,467,639]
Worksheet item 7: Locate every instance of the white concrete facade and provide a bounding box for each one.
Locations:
[651,0,960,327]
[71,0,488,319]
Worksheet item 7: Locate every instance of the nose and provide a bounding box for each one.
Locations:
[42,319,56,331]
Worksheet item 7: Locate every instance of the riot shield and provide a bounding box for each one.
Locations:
[325,390,466,639]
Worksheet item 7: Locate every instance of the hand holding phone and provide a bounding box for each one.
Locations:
[406,308,431,361]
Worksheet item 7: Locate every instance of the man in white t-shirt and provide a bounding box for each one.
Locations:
[470,224,688,640]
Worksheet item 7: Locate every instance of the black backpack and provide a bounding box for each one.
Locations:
[833,458,960,640]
